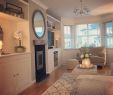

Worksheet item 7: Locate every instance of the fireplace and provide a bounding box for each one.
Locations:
[35,44,47,82]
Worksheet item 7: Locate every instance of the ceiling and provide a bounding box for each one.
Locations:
[38,0,113,18]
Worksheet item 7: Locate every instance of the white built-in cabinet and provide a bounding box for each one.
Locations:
[47,14,61,74]
[0,53,31,95]
[47,48,61,74]
[0,1,31,94]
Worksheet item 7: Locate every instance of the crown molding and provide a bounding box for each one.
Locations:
[31,0,48,10]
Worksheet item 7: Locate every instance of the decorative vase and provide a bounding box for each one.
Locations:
[15,40,26,53]
[81,58,91,68]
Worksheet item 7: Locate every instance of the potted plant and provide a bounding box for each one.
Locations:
[13,30,25,53]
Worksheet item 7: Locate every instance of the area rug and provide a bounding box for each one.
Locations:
[42,74,113,95]
[71,75,113,95]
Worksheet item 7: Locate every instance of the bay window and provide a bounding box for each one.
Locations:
[64,23,101,49]
[76,24,101,48]
[105,21,113,48]
[64,25,75,49]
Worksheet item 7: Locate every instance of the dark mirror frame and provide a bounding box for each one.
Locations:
[32,10,46,38]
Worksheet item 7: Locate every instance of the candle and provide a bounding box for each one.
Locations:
[0,41,3,49]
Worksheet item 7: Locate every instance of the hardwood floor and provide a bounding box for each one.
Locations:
[19,65,111,95]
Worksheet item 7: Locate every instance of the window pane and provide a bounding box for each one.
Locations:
[88,24,100,35]
[76,24,87,36]
[105,21,113,48]
[88,36,101,47]
[64,26,72,49]
[106,36,113,48]
[76,36,88,48]
[105,22,112,35]
[76,23,101,48]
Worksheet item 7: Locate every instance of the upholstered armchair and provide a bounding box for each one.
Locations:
[79,47,106,66]
[89,47,106,66]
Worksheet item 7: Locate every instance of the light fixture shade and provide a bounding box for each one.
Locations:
[74,0,90,16]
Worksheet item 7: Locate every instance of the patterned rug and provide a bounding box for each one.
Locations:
[42,74,113,95]
[71,75,113,95]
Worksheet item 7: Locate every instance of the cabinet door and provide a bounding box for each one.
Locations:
[13,54,31,94]
[0,62,17,95]
[0,54,32,95]
[58,49,61,66]
[48,50,54,73]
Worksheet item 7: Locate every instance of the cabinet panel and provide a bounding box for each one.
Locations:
[48,50,54,73]
[47,49,61,74]
[0,53,32,95]
[0,62,17,95]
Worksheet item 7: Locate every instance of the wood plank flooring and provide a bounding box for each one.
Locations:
[19,65,111,95]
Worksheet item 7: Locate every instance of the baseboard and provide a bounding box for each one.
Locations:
[19,80,36,94]
[27,80,36,87]
[31,80,36,85]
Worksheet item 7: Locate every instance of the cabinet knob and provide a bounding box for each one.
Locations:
[13,74,16,77]
[16,73,19,76]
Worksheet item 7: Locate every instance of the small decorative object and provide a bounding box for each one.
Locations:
[5,3,24,18]
[14,30,25,53]
[80,53,94,69]
[80,53,90,59]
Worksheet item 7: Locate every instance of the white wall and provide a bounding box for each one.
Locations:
[61,14,113,65]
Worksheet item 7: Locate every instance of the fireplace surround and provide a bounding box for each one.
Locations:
[34,44,47,82]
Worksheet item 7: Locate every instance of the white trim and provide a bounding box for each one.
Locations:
[32,0,48,10]
[47,14,61,23]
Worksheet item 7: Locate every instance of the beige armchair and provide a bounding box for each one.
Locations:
[89,47,106,66]
[79,47,106,66]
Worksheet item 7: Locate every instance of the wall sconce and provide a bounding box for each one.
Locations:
[55,39,58,48]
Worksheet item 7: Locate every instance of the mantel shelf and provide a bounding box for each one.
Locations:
[0,12,28,22]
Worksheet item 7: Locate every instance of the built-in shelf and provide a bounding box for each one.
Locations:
[0,12,28,22]
[0,11,30,53]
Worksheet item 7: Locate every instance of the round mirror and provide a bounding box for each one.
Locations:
[32,10,45,38]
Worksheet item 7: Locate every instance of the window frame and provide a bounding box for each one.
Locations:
[104,21,113,48]
[76,23,101,48]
